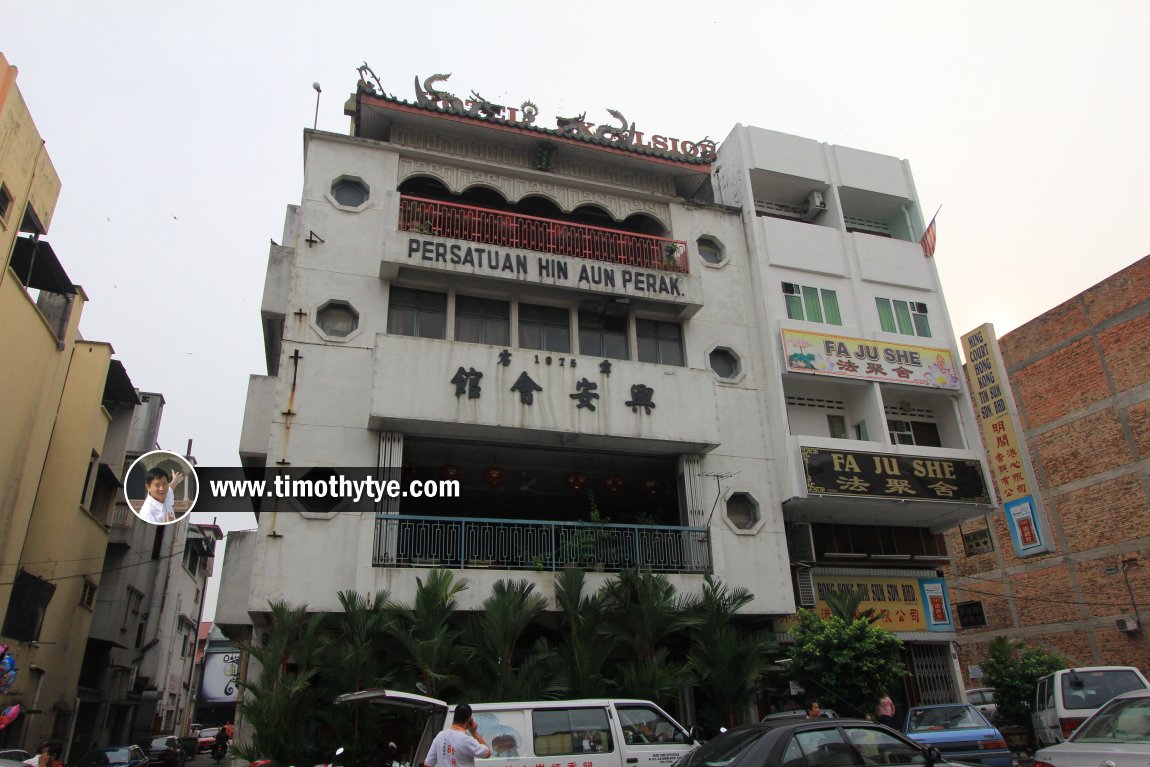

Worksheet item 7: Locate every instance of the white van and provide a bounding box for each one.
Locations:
[335,690,698,767]
[1032,666,1150,746]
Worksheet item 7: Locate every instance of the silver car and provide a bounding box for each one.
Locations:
[1034,688,1150,767]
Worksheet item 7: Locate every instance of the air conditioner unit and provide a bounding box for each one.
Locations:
[796,569,816,607]
[1116,617,1140,633]
[800,190,827,220]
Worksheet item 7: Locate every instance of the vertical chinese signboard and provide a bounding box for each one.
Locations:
[961,324,1054,556]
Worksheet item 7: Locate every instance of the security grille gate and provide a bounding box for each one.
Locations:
[910,643,960,704]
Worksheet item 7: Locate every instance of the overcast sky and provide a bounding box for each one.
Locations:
[5,0,1149,567]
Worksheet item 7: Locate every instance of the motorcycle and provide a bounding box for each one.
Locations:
[212,742,229,763]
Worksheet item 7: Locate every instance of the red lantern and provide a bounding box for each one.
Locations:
[565,471,588,495]
[643,478,661,497]
[482,465,507,491]
[603,475,624,495]
[440,463,462,482]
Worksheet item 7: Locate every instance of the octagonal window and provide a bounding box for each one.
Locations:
[294,468,341,515]
[316,300,359,337]
[697,236,725,265]
[726,492,759,530]
[331,177,369,208]
[709,347,741,379]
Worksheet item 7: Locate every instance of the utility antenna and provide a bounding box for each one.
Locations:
[701,470,739,528]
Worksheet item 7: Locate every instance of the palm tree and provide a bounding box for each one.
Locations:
[233,601,331,766]
[687,575,777,729]
[553,568,616,697]
[385,569,470,697]
[824,587,880,624]
[317,591,394,765]
[598,569,703,707]
[461,578,560,700]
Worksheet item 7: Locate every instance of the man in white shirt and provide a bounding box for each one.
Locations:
[136,467,185,524]
[425,704,490,767]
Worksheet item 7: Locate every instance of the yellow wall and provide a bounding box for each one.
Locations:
[14,341,116,748]
[0,52,61,271]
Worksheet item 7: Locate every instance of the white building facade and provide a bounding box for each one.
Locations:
[220,73,992,711]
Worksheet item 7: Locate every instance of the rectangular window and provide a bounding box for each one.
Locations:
[783,283,842,325]
[636,319,684,366]
[455,295,510,346]
[876,298,931,337]
[80,451,99,509]
[854,421,869,441]
[2,569,57,642]
[827,415,847,439]
[0,183,11,224]
[888,419,942,447]
[387,286,447,339]
[956,601,987,628]
[519,303,570,353]
[533,708,614,756]
[123,587,143,630]
[578,311,630,360]
[80,579,97,609]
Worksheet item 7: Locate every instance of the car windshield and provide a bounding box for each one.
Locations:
[201,729,219,737]
[1062,671,1147,711]
[149,739,171,749]
[907,706,986,732]
[1072,697,1150,743]
[678,729,766,767]
[100,748,133,764]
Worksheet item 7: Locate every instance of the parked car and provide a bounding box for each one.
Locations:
[762,709,840,722]
[1034,688,1150,767]
[0,749,32,767]
[144,737,185,767]
[197,728,220,753]
[72,746,149,767]
[901,703,1012,767]
[966,687,997,721]
[1033,666,1150,746]
[674,719,959,767]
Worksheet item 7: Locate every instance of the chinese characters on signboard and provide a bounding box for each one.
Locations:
[779,575,954,633]
[801,447,990,504]
[960,324,1054,556]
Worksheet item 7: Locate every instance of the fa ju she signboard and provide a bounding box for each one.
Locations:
[782,329,960,389]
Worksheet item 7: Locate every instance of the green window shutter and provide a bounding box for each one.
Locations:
[913,312,932,338]
[876,298,896,333]
[893,300,914,334]
[822,290,842,325]
[802,286,823,323]
[785,293,805,321]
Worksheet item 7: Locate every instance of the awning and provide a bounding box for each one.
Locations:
[9,237,76,295]
[103,360,141,408]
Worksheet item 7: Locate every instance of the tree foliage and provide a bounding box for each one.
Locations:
[234,569,777,763]
[784,608,906,718]
[983,636,1066,728]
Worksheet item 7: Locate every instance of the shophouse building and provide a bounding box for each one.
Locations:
[218,70,993,714]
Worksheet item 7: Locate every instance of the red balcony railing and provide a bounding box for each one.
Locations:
[399,195,689,274]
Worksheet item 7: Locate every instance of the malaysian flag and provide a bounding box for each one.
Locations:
[920,214,938,258]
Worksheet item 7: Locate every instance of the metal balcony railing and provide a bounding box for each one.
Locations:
[398,195,689,274]
[111,504,133,528]
[372,514,711,574]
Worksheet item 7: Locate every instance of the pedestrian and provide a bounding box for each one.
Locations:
[805,700,823,719]
[878,694,895,727]
[425,704,490,767]
[24,741,63,767]
[224,721,235,739]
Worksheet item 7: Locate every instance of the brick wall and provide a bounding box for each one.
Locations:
[947,254,1150,676]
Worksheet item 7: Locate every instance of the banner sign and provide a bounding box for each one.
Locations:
[960,324,1054,556]
[201,652,241,703]
[779,574,954,634]
[802,447,991,504]
[782,329,960,389]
